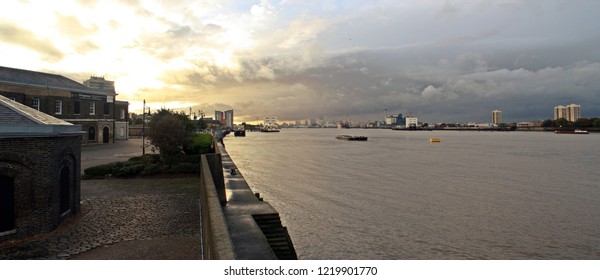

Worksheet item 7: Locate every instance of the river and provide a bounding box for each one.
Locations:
[224,129,600,259]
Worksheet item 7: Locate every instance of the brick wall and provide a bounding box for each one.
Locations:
[0,135,81,243]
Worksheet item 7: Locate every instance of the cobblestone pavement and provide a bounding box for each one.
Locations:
[0,178,200,260]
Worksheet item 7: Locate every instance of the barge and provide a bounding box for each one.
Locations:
[336,135,368,141]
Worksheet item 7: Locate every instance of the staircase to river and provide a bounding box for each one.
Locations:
[252,213,298,260]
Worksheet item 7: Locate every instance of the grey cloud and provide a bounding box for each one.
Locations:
[0,22,64,62]
[133,21,226,61]
[166,1,600,123]
[218,46,600,123]
[75,40,100,53]
[55,14,97,37]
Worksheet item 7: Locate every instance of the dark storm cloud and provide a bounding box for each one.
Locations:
[212,40,600,122]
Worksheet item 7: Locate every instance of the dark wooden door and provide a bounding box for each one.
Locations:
[59,167,70,214]
[0,176,15,232]
[103,127,109,143]
[88,127,96,141]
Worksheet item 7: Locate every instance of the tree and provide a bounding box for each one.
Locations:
[554,118,573,127]
[574,118,593,128]
[198,118,208,130]
[541,119,553,127]
[147,109,195,163]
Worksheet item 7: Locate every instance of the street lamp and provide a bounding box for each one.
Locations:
[142,99,146,155]
[142,99,150,155]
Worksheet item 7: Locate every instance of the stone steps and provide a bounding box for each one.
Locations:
[252,213,297,260]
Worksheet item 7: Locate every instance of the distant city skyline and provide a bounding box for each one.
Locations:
[1,1,599,123]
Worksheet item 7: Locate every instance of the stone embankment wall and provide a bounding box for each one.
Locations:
[199,141,297,260]
[199,154,235,260]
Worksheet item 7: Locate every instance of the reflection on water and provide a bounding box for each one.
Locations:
[225,129,600,259]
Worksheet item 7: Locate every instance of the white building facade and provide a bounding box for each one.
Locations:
[405,117,418,128]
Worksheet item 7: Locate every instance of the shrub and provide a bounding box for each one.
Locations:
[129,154,160,165]
[166,162,198,174]
[113,163,144,177]
[141,163,162,176]
[84,149,200,179]
[128,156,142,162]
[84,163,115,177]
[187,133,214,155]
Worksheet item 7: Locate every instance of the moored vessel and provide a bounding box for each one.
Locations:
[261,127,280,132]
[234,130,246,136]
[336,135,368,141]
[554,129,589,134]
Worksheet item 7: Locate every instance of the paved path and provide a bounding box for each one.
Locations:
[0,140,200,260]
[81,138,155,171]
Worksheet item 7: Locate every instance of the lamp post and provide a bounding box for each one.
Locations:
[142,99,146,155]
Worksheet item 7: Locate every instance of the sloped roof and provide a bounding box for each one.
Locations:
[0,65,114,96]
[0,95,82,137]
[0,95,72,125]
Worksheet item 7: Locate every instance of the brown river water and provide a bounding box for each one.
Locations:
[224,129,600,259]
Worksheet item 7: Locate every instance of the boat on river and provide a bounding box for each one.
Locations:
[261,127,280,132]
[554,129,589,134]
[336,135,368,141]
[234,130,246,136]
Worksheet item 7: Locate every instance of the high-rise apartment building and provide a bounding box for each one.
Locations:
[492,109,502,124]
[224,109,234,128]
[554,104,581,122]
[566,104,581,122]
[215,111,224,124]
[554,105,567,120]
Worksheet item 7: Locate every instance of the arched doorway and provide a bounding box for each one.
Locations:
[88,126,96,141]
[0,175,15,232]
[59,166,70,215]
[102,127,110,143]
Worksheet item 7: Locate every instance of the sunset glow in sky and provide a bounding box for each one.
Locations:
[2,0,599,123]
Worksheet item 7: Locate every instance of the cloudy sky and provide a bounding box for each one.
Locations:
[1,0,599,123]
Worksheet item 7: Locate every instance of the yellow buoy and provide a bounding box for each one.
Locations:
[429,138,441,143]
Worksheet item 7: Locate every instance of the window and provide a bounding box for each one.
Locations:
[89,102,96,115]
[74,101,80,115]
[32,98,40,111]
[103,102,109,115]
[120,109,125,119]
[55,99,62,115]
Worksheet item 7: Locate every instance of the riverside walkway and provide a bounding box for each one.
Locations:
[0,139,200,260]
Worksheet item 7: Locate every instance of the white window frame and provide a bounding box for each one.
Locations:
[32,98,40,111]
[89,102,96,115]
[55,99,62,115]
[120,109,125,119]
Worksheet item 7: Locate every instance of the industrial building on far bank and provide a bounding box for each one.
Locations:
[0,65,129,144]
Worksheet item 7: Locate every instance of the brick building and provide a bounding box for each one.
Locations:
[0,66,129,144]
[0,96,83,242]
